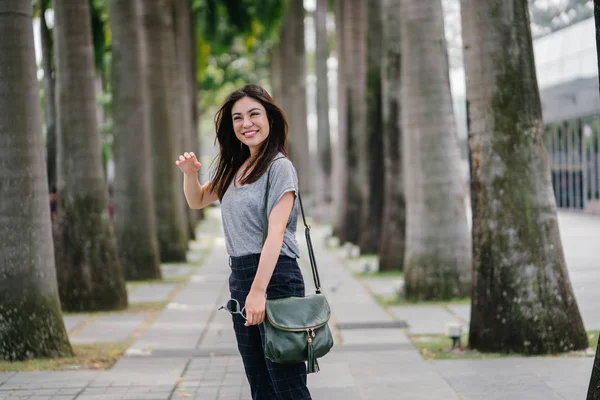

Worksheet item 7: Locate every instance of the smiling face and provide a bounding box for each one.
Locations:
[231,96,270,155]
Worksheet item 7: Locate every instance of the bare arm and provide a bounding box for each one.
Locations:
[183,174,218,209]
[244,191,295,326]
[176,151,218,209]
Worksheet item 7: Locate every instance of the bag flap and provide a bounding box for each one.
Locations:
[266,294,330,330]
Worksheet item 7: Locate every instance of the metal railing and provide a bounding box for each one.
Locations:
[545,116,600,213]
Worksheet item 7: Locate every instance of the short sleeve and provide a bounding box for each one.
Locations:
[267,157,298,217]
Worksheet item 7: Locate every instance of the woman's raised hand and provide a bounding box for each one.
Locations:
[175,152,201,175]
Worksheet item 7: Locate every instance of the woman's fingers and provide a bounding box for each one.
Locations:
[244,310,253,326]
[175,152,201,169]
[244,308,265,326]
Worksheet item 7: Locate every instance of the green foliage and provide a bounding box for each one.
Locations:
[193,0,286,53]
[192,0,287,110]
[199,37,272,111]
[33,0,52,17]
[89,0,109,72]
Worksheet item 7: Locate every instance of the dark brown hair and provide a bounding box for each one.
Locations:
[208,84,289,200]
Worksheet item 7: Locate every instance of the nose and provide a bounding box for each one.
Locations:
[242,115,253,128]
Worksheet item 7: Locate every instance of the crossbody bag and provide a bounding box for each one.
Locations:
[261,158,334,373]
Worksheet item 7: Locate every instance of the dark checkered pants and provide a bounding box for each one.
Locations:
[229,254,312,400]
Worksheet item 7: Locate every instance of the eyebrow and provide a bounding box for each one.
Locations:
[232,108,261,116]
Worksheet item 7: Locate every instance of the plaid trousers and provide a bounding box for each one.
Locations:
[229,254,312,400]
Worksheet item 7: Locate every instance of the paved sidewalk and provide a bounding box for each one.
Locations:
[0,208,596,399]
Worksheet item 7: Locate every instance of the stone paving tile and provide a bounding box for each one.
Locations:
[197,312,238,351]
[128,283,177,303]
[441,371,563,400]
[309,387,363,399]
[3,371,100,385]
[361,278,403,298]
[338,328,410,345]
[62,315,89,333]
[446,304,471,323]
[387,305,466,335]
[0,373,14,386]
[77,384,173,400]
[70,314,148,344]
[432,357,591,400]
[160,264,193,279]
[171,356,246,400]
[496,357,591,400]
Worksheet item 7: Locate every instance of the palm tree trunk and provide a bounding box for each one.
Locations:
[277,0,312,200]
[0,1,73,360]
[173,0,197,240]
[333,0,348,239]
[462,0,588,353]
[165,0,191,245]
[270,43,283,107]
[315,0,333,215]
[588,2,600,395]
[378,0,405,271]
[40,3,57,191]
[359,0,384,254]
[142,0,189,262]
[590,335,600,400]
[401,0,471,300]
[337,0,367,245]
[52,0,128,311]
[108,0,162,280]
[189,6,203,221]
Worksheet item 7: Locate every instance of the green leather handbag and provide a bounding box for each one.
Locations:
[261,161,334,373]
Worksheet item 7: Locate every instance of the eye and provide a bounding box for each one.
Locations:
[251,112,260,117]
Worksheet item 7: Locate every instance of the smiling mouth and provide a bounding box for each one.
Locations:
[243,130,258,138]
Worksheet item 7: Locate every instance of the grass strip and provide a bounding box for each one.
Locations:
[409,331,599,361]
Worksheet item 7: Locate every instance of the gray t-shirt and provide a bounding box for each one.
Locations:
[220,155,300,258]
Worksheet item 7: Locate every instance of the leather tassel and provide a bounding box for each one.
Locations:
[307,339,315,373]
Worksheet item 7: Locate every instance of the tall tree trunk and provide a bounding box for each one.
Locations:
[40,4,57,191]
[462,0,588,353]
[333,0,348,239]
[189,6,203,221]
[378,0,405,271]
[591,334,600,400]
[173,0,197,240]
[336,0,367,245]
[358,0,384,254]
[142,0,189,262]
[315,0,333,216]
[52,0,128,311]
[277,0,312,201]
[401,0,471,300]
[588,2,600,396]
[108,0,162,280]
[0,0,73,360]
[165,0,191,245]
[270,43,283,105]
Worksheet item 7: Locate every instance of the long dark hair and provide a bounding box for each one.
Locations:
[208,84,289,200]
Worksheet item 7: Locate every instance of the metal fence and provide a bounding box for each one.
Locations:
[545,116,600,213]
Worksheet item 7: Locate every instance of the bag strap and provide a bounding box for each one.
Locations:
[263,157,322,294]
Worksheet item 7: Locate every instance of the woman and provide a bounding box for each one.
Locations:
[175,84,312,400]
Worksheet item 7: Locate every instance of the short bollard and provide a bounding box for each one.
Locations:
[446,323,463,348]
